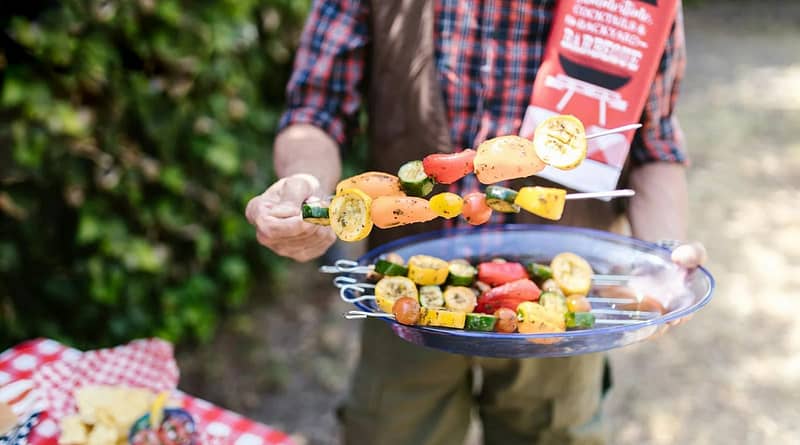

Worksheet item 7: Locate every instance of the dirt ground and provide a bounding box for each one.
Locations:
[178,2,800,444]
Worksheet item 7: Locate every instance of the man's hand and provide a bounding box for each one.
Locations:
[661,241,708,330]
[245,173,336,262]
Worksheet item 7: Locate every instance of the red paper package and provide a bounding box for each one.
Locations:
[520,0,680,192]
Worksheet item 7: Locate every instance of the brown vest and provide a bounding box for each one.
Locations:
[365,0,626,248]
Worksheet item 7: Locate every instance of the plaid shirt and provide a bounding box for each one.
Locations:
[280,0,687,194]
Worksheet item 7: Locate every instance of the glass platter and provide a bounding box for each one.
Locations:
[341,224,714,358]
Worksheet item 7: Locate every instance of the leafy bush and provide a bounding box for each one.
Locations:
[0,0,311,348]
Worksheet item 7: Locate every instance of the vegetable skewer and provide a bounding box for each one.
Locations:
[309,186,635,241]
[329,250,665,334]
[306,113,643,241]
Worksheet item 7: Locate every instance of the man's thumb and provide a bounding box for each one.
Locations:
[272,174,321,216]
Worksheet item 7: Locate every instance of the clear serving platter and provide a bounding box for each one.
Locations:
[336,224,714,358]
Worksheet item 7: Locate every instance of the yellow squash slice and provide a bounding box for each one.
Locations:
[533,115,588,170]
[329,188,373,242]
[375,276,419,314]
[550,252,594,295]
[418,307,467,329]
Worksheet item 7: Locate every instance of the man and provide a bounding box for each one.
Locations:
[246,1,705,444]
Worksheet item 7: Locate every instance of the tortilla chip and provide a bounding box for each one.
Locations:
[86,422,118,445]
[58,415,88,445]
[75,385,154,432]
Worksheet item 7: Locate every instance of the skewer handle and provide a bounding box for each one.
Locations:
[585,123,642,140]
[565,189,635,201]
[345,310,395,320]
[320,259,374,274]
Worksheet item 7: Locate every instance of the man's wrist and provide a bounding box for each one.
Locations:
[274,124,342,193]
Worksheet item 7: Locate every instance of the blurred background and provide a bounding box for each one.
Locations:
[1,1,798,444]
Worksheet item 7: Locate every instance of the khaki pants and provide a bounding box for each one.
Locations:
[342,207,627,445]
[340,319,610,445]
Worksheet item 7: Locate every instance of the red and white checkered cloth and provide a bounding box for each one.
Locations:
[0,339,296,445]
[33,338,178,420]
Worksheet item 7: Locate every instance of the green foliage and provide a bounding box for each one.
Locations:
[0,0,312,348]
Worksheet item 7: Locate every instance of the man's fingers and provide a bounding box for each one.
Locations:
[254,215,314,239]
[281,234,336,262]
[258,226,335,261]
[248,174,323,221]
[272,175,325,218]
[270,203,303,219]
[255,220,332,248]
[671,242,708,269]
[267,224,333,248]
[246,174,334,262]
[281,175,319,204]
[245,196,264,224]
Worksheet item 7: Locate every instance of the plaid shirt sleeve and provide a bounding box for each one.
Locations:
[277,0,369,147]
[630,7,688,165]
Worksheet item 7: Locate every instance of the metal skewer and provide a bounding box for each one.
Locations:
[585,123,642,140]
[322,261,632,286]
[334,277,660,327]
[319,259,374,274]
[565,189,635,201]
[321,256,668,327]
[345,310,395,320]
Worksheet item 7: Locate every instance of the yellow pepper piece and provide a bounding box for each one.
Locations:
[418,307,467,329]
[375,276,419,314]
[428,192,464,219]
[514,186,567,221]
[407,255,449,285]
[516,301,566,334]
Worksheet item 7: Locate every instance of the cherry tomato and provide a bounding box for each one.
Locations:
[422,149,476,184]
[428,192,464,219]
[566,295,592,313]
[494,307,518,333]
[393,296,421,325]
[461,192,492,225]
[477,262,528,287]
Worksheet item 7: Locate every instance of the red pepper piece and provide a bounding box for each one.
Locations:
[477,262,528,287]
[475,279,541,313]
[422,149,476,184]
